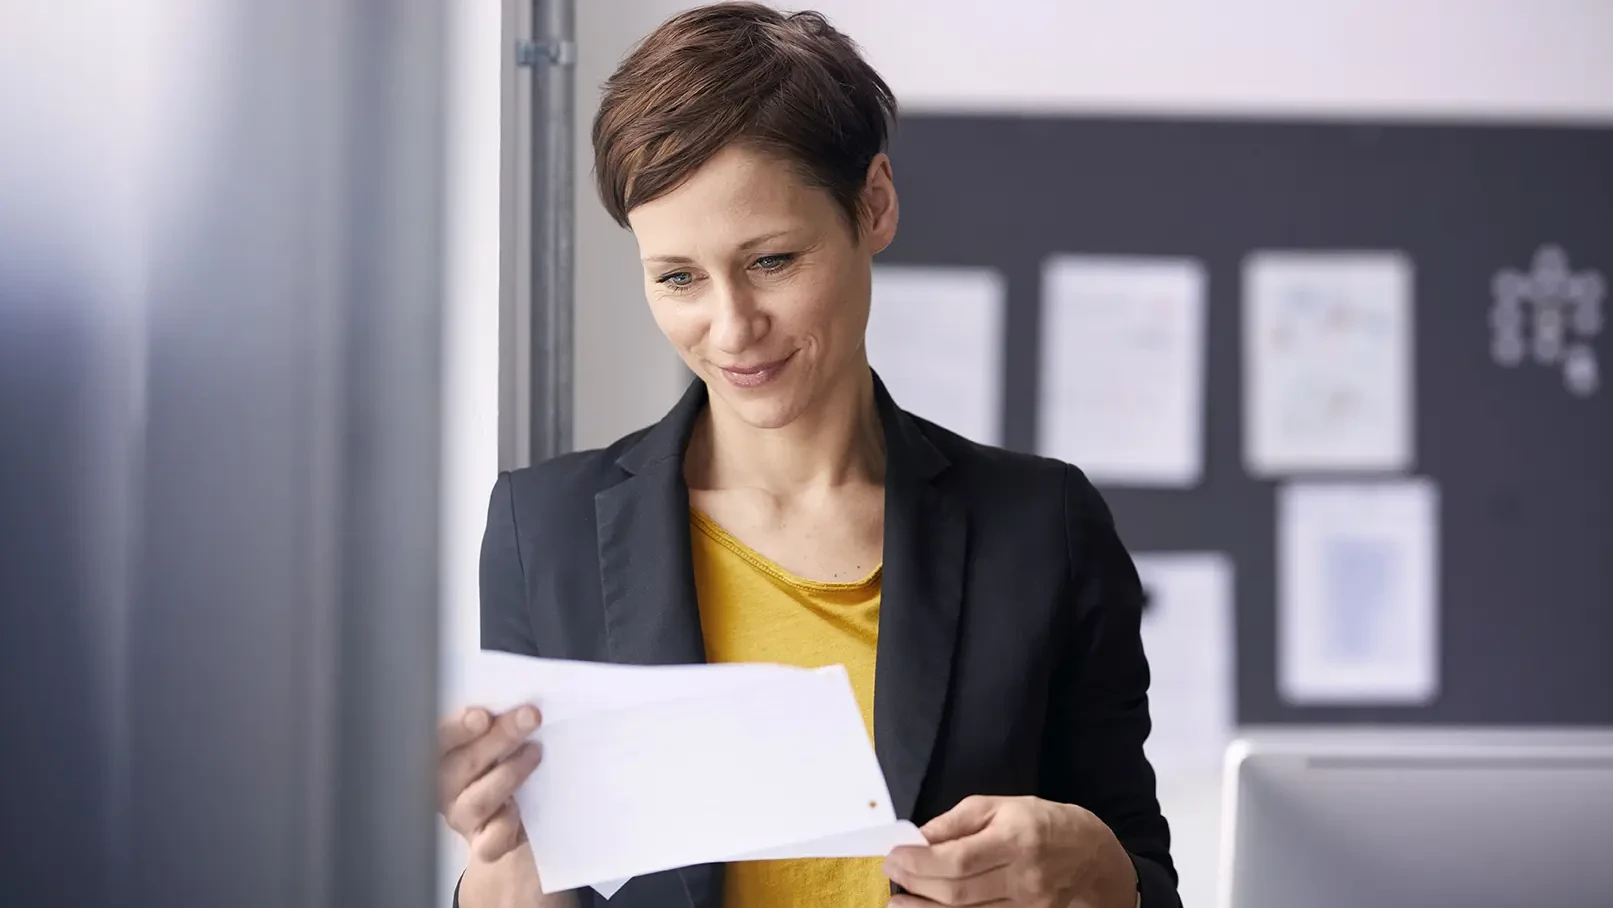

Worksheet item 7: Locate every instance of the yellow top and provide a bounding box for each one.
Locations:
[688,507,888,908]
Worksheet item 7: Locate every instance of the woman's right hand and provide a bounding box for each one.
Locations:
[438,704,544,863]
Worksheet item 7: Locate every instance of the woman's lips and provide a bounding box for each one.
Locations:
[717,352,795,389]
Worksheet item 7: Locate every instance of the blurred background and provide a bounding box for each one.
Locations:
[4,2,1610,906]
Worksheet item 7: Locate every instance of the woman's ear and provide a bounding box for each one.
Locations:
[861,153,899,255]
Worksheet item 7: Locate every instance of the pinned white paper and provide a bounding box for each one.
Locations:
[1243,251,1414,475]
[1278,479,1440,705]
[1132,553,1235,779]
[1037,255,1207,487]
[867,265,1006,445]
[461,652,924,897]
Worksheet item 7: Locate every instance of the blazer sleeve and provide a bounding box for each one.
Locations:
[1042,464,1181,908]
[454,473,545,908]
[480,470,540,656]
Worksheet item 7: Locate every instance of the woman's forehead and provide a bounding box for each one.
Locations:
[628,148,838,253]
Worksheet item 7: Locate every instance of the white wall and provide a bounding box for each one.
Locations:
[571,4,693,449]
[438,0,503,901]
[442,1,1613,903]
[794,0,1613,121]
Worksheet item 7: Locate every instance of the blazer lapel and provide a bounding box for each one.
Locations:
[593,378,721,908]
[870,374,967,823]
[594,379,707,668]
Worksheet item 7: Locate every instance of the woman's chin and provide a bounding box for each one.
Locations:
[710,383,807,431]
[736,399,806,431]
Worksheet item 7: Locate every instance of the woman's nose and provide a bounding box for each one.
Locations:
[708,282,768,354]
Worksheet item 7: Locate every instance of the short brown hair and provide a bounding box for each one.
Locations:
[592,2,897,235]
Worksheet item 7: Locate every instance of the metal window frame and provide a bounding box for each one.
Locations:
[500,0,577,469]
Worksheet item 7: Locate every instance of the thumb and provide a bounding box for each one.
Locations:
[919,795,999,844]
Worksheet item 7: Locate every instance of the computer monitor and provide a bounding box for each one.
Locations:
[1219,732,1613,908]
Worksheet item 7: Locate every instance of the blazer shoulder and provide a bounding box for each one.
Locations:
[500,424,650,515]
[907,410,1117,527]
[906,410,1068,489]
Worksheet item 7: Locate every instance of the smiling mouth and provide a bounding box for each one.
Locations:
[716,351,796,389]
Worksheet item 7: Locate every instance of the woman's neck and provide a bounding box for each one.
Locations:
[686,363,885,497]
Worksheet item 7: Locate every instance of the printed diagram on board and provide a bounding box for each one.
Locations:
[1490,245,1605,397]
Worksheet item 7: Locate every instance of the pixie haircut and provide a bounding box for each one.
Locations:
[592,2,897,236]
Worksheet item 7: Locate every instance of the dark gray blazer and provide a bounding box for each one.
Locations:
[459,375,1180,908]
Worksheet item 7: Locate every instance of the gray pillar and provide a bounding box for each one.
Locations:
[0,1,448,905]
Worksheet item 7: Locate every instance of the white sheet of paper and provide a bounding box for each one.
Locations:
[1037,255,1207,487]
[590,819,927,900]
[1244,251,1414,475]
[460,653,915,897]
[1131,552,1235,780]
[867,265,1006,445]
[1278,479,1440,704]
[724,819,927,861]
[463,650,797,723]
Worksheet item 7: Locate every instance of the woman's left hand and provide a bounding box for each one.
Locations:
[882,795,1138,908]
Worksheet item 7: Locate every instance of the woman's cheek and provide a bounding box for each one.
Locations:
[648,300,702,350]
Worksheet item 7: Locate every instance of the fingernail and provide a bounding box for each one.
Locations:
[465,710,488,733]
[515,706,538,733]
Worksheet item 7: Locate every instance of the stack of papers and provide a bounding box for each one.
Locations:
[462,652,926,898]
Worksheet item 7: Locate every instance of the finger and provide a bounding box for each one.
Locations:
[891,799,1014,879]
[917,795,998,844]
[896,831,1016,879]
[439,707,492,754]
[441,705,541,802]
[470,800,526,863]
[885,863,1009,906]
[447,741,543,836]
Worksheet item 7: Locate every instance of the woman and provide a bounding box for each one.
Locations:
[439,4,1179,907]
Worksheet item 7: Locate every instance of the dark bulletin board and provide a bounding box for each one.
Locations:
[880,113,1613,725]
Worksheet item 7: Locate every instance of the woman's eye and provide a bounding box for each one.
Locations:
[657,271,693,288]
[753,254,794,272]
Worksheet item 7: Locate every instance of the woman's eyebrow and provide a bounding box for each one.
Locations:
[642,253,696,266]
[641,230,797,267]
[735,229,794,250]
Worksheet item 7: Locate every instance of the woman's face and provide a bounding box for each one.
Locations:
[626,143,898,431]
